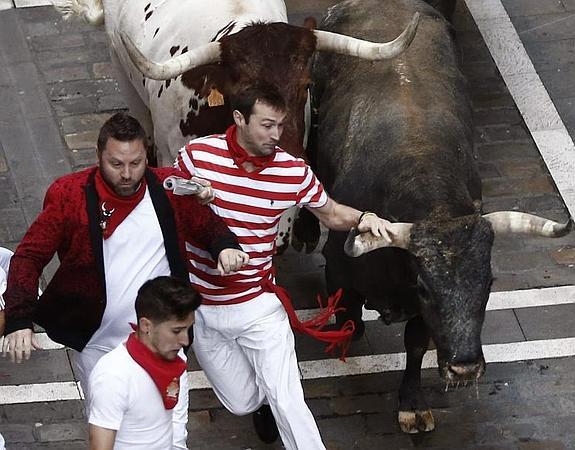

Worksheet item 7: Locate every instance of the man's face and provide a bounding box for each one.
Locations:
[148,312,195,361]
[235,100,286,157]
[98,137,147,197]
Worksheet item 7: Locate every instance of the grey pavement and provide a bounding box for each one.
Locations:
[0,1,575,449]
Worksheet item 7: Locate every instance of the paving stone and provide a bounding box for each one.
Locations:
[96,94,127,112]
[92,61,116,79]
[34,421,88,442]
[188,389,221,411]
[472,92,520,110]
[365,320,406,355]
[1,423,36,443]
[491,248,556,272]
[479,124,531,142]
[8,443,86,450]
[553,97,575,140]
[35,46,110,71]
[69,148,97,169]
[514,13,575,43]
[28,33,85,52]
[526,39,575,72]
[48,78,119,101]
[0,10,33,64]
[0,348,74,386]
[481,309,525,344]
[0,207,28,242]
[473,107,523,127]
[42,66,90,83]
[1,401,85,423]
[477,142,542,161]
[519,441,567,450]
[496,159,548,179]
[317,414,367,449]
[550,246,575,265]
[515,303,575,340]
[483,176,556,197]
[63,130,99,150]
[52,96,98,116]
[60,113,111,134]
[538,66,575,100]
[501,0,567,17]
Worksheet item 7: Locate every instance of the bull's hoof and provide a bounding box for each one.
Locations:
[398,409,435,433]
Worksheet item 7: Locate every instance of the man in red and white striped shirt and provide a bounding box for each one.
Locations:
[176,83,394,450]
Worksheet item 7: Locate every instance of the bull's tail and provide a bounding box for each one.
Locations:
[52,0,104,26]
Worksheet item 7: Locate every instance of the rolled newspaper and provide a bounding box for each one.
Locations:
[163,176,203,196]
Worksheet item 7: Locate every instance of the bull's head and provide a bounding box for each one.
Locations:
[345,211,571,382]
[120,13,419,157]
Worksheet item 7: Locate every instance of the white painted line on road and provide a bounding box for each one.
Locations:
[0,381,81,405]
[14,0,51,7]
[2,337,574,403]
[464,0,575,219]
[0,0,15,11]
[296,284,575,322]
[192,336,575,389]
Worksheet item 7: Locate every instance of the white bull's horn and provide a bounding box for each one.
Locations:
[344,222,413,257]
[121,33,221,80]
[314,12,420,60]
[483,211,572,237]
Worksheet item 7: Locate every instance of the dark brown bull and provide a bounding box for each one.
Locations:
[297,0,571,433]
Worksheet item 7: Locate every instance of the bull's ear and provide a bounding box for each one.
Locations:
[344,223,413,257]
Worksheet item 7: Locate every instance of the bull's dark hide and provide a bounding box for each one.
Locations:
[305,0,489,433]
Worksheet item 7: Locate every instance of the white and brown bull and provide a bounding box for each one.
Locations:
[298,0,572,434]
[53,0,419,165]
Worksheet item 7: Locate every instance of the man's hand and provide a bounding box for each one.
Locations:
[2,328,42,363]
[357,213,394,244]
[191,176,215,205]
[217,249,249,275]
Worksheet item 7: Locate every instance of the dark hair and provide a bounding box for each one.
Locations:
[230,82,286,124]
[97,112,147,153]
[135,276,201,323]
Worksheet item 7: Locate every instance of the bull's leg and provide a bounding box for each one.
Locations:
[325,268,364,340]
[398,316,435,433]
[292,207,321,254]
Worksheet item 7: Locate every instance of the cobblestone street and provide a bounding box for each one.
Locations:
[1,0,574,449]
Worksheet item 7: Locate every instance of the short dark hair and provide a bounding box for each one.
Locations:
[97,112,147,153]
[230,82,286,124]
[135,276,201,324]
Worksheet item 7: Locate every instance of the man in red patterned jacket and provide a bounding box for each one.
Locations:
[0,112,248,449]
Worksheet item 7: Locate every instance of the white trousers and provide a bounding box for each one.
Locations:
[193,292,325,450]
[72,346,189,450]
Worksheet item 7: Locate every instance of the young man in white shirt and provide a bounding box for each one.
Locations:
[88,276,200,450]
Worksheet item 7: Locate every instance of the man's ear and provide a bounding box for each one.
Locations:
[139,317,153,334]
[233,109,244,126]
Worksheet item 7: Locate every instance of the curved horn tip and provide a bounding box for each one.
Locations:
[556,218,573,237]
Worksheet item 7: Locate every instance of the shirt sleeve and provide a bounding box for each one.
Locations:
[296,165,328,208]
[174,143,196,177]
[88,361,129,431]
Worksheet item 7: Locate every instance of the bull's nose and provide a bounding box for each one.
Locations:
[447,361,484,379]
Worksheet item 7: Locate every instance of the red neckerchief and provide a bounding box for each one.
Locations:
[125,329,187,410]
[94,170,147,239]
[225,125,276,169]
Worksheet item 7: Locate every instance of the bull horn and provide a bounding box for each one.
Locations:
[344,222,413,257]
[483,211,572,237]
[314,12,420,60]
[120,32,221,80]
